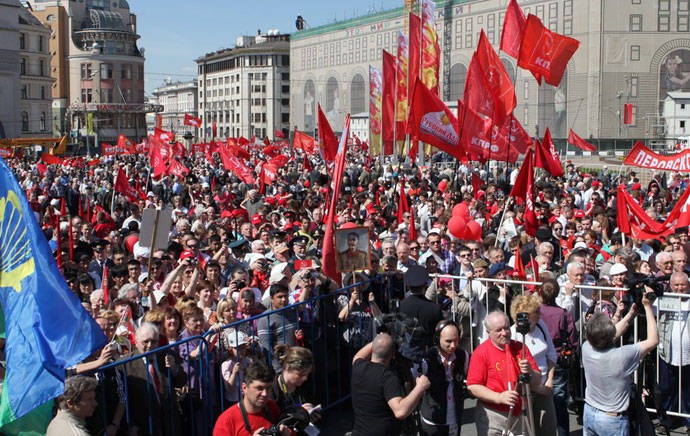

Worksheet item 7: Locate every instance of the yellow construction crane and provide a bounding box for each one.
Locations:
[0,136,67,155]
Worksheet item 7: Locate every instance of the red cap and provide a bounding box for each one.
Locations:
[575,210,585,218]
[283,222,296,231]
[251,214,262,225]
[592,181,601,187]
[179,251,195,261]
[221,210,233,219]
[357,186,364,192]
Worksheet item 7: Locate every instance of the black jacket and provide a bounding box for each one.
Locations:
[420,346,467,425]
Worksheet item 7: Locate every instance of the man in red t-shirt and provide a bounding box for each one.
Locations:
[467,311,541,436]
[213,362,290,436]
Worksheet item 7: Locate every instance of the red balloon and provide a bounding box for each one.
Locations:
[452,203,469,219]
[465,220,482,241]
[125,235,139,253]
[448,216,466,239]
[438,180,448,193]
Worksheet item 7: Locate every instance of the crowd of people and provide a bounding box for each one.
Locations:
[8,143,690,436]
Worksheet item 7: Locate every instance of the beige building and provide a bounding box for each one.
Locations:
[290,0,690,149]
[28,0,160,149]
[0,0,22,139]
[195,32,290,141]
[151,79,198,141]
[19,5,54,138]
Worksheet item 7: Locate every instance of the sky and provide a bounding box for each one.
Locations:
[135,0,403,95]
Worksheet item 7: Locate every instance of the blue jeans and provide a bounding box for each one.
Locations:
[553,366,569,436]
[583,403,629,436]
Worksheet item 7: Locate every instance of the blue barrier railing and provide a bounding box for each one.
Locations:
[93,274,391,436]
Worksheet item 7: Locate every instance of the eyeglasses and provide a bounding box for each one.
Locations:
[410,246,420,250]
[187,244,198,249]
[459,254,470,258]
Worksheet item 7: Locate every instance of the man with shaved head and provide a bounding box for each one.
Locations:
[350,333,431,436]
[467,311,541,436]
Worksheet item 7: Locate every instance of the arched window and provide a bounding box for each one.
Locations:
[351,74,366,114]
[303,79,315,133]
[21,112,28,132]
[449,63,467,101]
[40,112,46,131]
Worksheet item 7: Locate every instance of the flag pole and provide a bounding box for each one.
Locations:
[494,196,512,248]
[110,167,117,214]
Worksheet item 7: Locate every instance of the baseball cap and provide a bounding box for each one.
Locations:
[472,258,489,269]
[609,263,628,276]
[251,214,262,225]
[179,250,195,261]
[274,243,290,254]
[269,262,290,284]
[488,262,513,277]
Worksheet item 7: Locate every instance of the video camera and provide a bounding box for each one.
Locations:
[515,312,531,335]
[624,272,668,309]
[375,311,427,363]
[260,406,310,435]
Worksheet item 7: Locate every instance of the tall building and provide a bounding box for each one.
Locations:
[290,0,690,148]
[19,4,54,138]
[27,0,160,147]
[150,78,198,142]
[0,0,22,139]
[195,31,290,141]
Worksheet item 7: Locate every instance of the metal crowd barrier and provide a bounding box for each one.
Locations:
[93,275,390,436]
[429,274,690,422]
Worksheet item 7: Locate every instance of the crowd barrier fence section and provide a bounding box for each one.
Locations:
[95,275,390,436]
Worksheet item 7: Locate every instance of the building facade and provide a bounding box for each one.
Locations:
[150,79,198,141]
[290,0,690,148]
[28,0,160,147]
[195,32,290,141]
[0,0,22,139]
[663,92,690,145]
[19,5,54,138]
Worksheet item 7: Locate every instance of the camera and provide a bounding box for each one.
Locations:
[234,280,246,290]
[515,312,531,335]
[624,272,668,309]
[259,406,310,435]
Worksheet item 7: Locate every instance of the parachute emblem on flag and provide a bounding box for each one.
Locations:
[420,111,459,147]
[0,191,36,293]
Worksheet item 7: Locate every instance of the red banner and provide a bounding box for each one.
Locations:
[101,143,129,155]
[624,141,690,172]
[0,148,13,158]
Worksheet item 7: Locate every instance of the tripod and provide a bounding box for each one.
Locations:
[502,334,536,436]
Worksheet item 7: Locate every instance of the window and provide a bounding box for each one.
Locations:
[632,0,641,3]
[351,74,366,114]
[121,64,131,79]
[39,36,44,52]
[20,58,26,75]
[631,75,639,98]
[40,112,46,131]
[630,45,640,61]
[19,33,25,50]
[630,14,642,31]
[564,19,573,35]
[100,63,112,79]
[21,112,28,132]
[281,85,289,93]
[659,0,670,10]
[679,14,689,32]
[40,60,45,76]
[41,85,46,99]
[681,121,686,129]
[564,0,573,16]
[658,14,670,31]
[81,88,92,103]
[81,63,92,79]
[20,85,27,99]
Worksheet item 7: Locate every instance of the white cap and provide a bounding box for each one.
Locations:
[226,330,248,348]
[133,242,150,259]
[269,262,290,284]
[245,253,266,266]
[152,290,167,305]
[609,263,628,276]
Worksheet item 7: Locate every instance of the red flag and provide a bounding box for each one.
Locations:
[510,149,538,236]
[40,153,64,165]
[617,185,690,239]
[322,116,351,285]
[382,50,396,155]
[55,217,63,271]
[228,142,251,160]
[60,198,66,216]
[463,53,497,121]
[294,129,316,153]
[149,141,168,178]
[518,14,580,86]
[269,155,289,168]
[153,127,174,142]
[212,121,217,138]
[498,115,532,154]
[78,195,85,221]
[102,265,110,306]
[303,155,312,172]
[472,172,482,198]
[476,30,516,124]
[114,166,139,203]
[568,129,597,152]
[171,141,186,158]
[168,158,190,178]
[184,113,201,128]
[317,104,339,162]
[534,128,564,177]
[409,207,418,241]
[409,13,421,103]
[623,104,634,125]
[86,197,91,222]
[260,163,278,186]
[531,254,539,282]
[501,0,526,59]
[36,163,47,175]
[149,135,172,163]
[218,144,255,185]
[275,130,285,139]
[117,134,135,153]
[397,179,409,224]
[407,79,464,161]
[513,245,526,279]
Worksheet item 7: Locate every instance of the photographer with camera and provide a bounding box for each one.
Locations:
[213,361,292,436]
[350,333,431,436]
[467,311,541,436]
[581,290,658,436]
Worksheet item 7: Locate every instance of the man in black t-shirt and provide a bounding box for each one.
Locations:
[350,333,431,436]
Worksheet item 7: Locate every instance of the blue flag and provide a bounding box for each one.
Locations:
[0,156,107,434]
